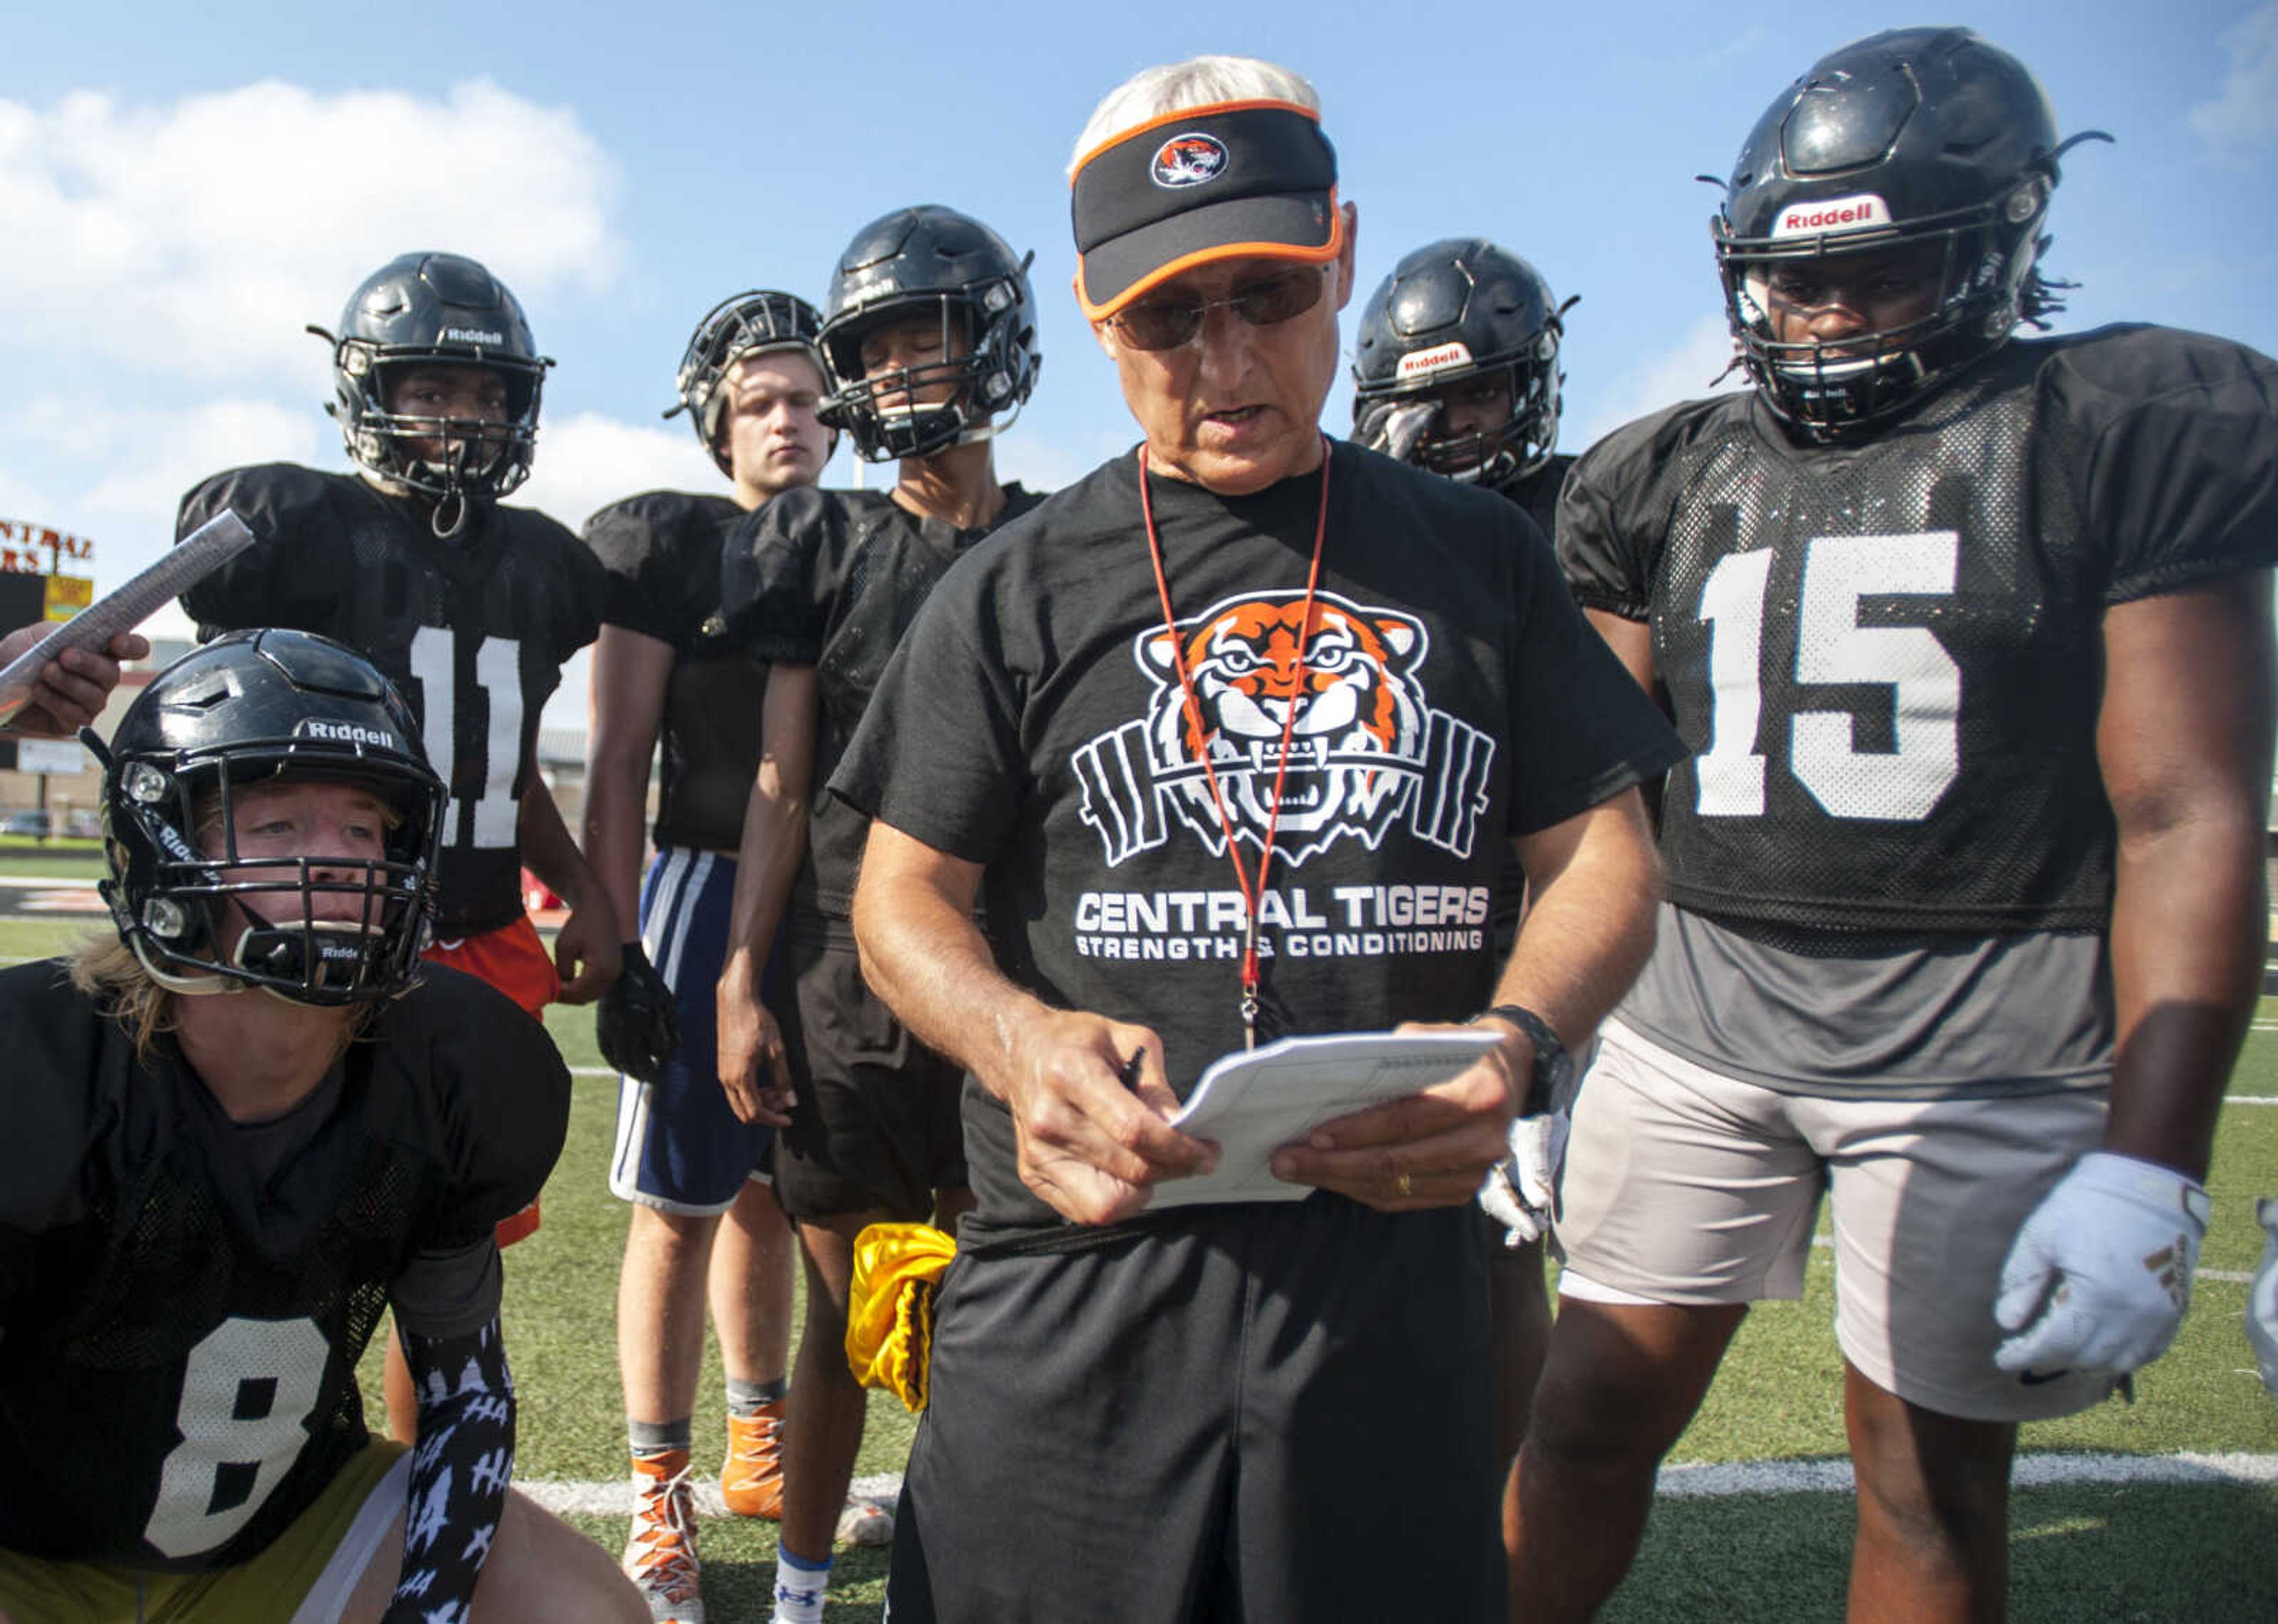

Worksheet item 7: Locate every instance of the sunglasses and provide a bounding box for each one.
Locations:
[1107,266,1328,352]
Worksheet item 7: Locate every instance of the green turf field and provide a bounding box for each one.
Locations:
[3,907,2273,1620]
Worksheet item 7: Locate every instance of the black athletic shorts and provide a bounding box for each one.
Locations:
[774,922,968,1221]
[885,1196,1501,1621]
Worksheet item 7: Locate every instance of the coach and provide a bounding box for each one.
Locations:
[830,55,1684,1622]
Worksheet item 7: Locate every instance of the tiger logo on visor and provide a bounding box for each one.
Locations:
[1151,133,1230,189]
[1073,588,1497,868]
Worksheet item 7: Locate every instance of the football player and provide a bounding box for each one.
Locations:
[176,251,621,1443]
[1352,237,1580,1465]
[1352,238,1576,542]
[0,629,641,1624]
[1506,28,2276,1621]
[581,291,833,1622]
[711,204,1043,1624]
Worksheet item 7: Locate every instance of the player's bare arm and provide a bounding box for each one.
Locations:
[851,820,1216,1225]
[714,661,817,1126]
[518,781,621,1003]
[1582,607,1657,698]
[583,626,675,948]
[2096,570,2275,1180]
[0,625,149,737]
[1272,789,1660,1209]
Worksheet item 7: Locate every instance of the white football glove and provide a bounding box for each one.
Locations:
[2248,1197,2278,1403]
[1993,1151,2209,1380]
[1477,1109,1570,1248]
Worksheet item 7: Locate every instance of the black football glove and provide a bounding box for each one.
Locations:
[597,942,680,1083]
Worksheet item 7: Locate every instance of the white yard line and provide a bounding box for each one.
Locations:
[520,1454,2278,1514]
[523,1472,904,1519]
[1653,1451,2278,1499]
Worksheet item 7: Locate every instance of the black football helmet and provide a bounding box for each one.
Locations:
[664,290,829,476]
[310,251,552,504]
[817,206,1041,462]
[1351,239,1573,488]
[97,629,445,1007]
[1713,27,2103,437]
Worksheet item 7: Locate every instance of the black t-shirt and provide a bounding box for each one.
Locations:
[831,445,1685,1231]
[179,466,606,935]
[720,482,1044,921]
[0,963,568,1570]
[1558,324,2278,937]
[583,489,768,855]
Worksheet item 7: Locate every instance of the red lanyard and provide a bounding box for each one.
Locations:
[1137,437,1332,1049]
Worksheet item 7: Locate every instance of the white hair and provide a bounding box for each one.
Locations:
[1069,56,1321,176]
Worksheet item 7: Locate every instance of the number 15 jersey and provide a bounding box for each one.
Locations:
[1559,324,2278,938]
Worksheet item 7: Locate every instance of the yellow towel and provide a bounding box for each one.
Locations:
[844,1221,957,1412]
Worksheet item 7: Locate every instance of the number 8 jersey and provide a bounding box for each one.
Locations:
[177,465,606,937]
[1559,324,2278,935]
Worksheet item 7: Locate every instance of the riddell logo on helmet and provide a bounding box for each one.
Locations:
[1151,133,1230,189]
[298,720,398,749]
[443,327,507,345]
[1396,342,1474,380]
[1771,194,1893,238]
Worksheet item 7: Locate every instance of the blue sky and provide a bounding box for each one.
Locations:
[4,1,2273,728]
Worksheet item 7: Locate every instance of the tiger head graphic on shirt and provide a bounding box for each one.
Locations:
[1135,589,1432,863]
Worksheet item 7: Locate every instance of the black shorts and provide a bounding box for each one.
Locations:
[885,1196,1501,1621]
[774,925,967,1221]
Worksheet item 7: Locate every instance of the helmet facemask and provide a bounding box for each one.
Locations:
[820,276,1036,463]
[666,291,829,476]
[1406,350,1564,488]
[1716,183,2050,439]
[107,754,442,1008]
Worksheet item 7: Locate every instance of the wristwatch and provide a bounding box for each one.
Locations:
[1475,1004,1573,1117]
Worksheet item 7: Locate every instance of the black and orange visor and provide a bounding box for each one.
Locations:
[1071,98,1342,321]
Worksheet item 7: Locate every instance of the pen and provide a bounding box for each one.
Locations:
[1117,1049,1146,1092]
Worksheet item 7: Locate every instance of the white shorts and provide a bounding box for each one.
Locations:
[1555,1018,2118,1422]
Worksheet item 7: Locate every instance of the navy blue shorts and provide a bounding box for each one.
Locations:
[608,847,779,1214]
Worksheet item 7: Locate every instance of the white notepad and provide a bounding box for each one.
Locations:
[1144,1028,1503,1209]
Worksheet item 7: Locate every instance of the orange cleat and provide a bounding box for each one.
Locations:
[623,1449,705,1623]
[720,1399,787,1520]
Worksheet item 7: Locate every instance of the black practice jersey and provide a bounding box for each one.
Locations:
[721,482,1044,919]
[1559,325,2278,935]
[584,490,767,855]
[1497,453,1572,546]
[0,963,568,1571]
[832,447,1683,1234]
[179,466,606,935]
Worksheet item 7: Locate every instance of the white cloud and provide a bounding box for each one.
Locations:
[0,391,324,588]
[0,78,621,384]
[1575,314,1746,447]
[517,412,721,533]
[2192,3,2278,150]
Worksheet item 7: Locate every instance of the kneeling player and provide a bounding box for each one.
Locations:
[0,630,641,1624]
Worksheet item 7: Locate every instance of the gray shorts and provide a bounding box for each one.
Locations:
[1556,1018,2118,1422]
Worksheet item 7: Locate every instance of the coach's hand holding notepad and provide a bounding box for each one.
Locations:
[1144,1028,1505,1210]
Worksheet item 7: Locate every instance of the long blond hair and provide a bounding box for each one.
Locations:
[68,928,382,1062]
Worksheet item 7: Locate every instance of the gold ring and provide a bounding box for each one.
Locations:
[1395,1171,1412,1199]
